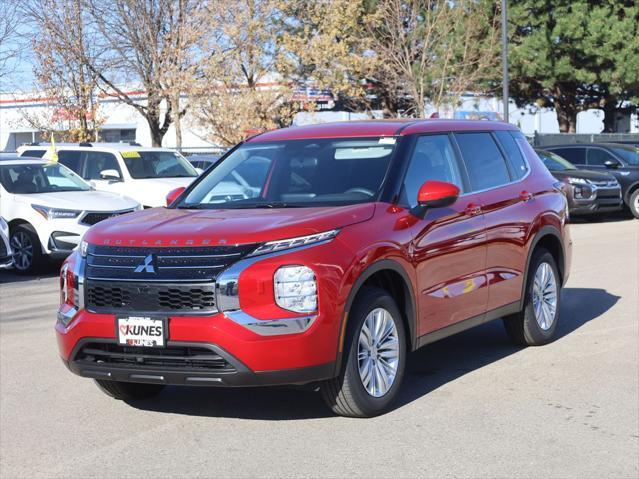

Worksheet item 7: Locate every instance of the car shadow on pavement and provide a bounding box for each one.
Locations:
[128,287,619,420]
[0,261,62,284]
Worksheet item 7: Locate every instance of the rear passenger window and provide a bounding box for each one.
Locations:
[587,148,616,166]
[57,150,83,173]
[495,131,528,179]
[82,151,121,179]
[400,135,464,207]
[551,148,585,165]
[455,133,511,191]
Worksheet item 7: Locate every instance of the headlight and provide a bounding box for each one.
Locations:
[248,229,339,257]
[32,204,81,220]
[566,177,589,186]
[274,265,317,313]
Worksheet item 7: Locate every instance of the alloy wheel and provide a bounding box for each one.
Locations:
[532,262,557,331]
[10,231,34,271]
[357,307,400,397]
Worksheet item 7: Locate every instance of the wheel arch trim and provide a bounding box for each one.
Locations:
[333,258,418,375]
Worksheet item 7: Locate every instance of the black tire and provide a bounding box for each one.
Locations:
[629,189,639,219]
[321,287,407,418]
[94,380,165,401]
[503,248,561,346]
[10,224,43,275]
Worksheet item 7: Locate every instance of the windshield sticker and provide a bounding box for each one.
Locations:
[378,137,396,145]
[121,151,141,158]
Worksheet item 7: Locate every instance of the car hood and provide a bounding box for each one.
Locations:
[126,177,197,207]
[551,169,615,181]
[84,203,376,247]
[14,190,139,211]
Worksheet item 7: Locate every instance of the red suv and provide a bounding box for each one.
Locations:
[56,120,571,417]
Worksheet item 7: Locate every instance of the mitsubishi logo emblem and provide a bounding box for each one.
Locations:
[134,254,156,273]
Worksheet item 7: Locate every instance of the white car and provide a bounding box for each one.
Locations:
[18,143,199,207]
[0,216,12,269]
[0,158,140,274]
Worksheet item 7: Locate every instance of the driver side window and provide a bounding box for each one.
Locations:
[400,135,464,208]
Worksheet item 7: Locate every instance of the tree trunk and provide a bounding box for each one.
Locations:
[602,97,617,133]
[554,89,578,133]
[145,94,166,147]
[173,94,182,151]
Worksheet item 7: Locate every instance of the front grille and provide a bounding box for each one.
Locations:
[591,179,619,188]
[86,280,216,312]
[80,210,135,226]
[74,342,235,371]
[85,244,255,282]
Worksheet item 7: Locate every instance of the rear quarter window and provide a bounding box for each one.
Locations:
[495,131,529,179]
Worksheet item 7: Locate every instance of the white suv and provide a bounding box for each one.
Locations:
[18,143,199,207]
[0,157,140,273]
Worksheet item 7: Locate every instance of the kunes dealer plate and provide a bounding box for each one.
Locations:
[117,316,166,347]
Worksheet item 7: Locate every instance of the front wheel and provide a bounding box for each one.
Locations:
[629,189,639,219]
[503,248,561,346]
[10,225,43,275]
[94,380,165,401]
[321,287,406,418]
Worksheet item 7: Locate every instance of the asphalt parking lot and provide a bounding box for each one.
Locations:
[1,217,638,478]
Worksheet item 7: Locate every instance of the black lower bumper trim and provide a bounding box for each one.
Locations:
[65,338,335,387]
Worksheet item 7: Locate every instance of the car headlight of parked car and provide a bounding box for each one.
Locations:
[32,204,82,220]
[564,178,595,200]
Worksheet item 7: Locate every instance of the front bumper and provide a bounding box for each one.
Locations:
[567,184,623,215]
[63,338,334,387]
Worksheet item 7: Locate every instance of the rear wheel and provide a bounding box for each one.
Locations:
[94,380,165,401]
[503,248,561,346]
[629,189,639,219]
[10,225,42,275]
[321,287,406,418]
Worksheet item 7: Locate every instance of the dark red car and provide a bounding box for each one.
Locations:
[56,120,572,417]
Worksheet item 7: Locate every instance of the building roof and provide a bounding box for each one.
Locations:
[248,119,518,142]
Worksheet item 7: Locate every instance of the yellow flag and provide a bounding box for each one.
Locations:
[46,133,58,164]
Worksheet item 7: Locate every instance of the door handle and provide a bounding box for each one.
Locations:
[464,203,482,216]
[519,190,534,201]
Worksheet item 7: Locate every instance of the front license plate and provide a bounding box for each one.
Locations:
[117,316,166,347]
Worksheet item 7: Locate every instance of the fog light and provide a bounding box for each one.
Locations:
[274,266,317,313]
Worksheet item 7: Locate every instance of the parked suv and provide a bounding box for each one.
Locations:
[535,148,622,216]
[56,120,571,417]
[544,143,639,218]
[18,143,199,207]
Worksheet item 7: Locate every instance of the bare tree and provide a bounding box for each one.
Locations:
[0,0,21,84]
[191,0,297,146]
[367,0,501,117]
[83,0,207,146]
[22,0,104,142]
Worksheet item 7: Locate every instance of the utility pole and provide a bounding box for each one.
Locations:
[501,0,509,123]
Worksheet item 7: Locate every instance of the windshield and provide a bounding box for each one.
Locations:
[0,163,90,193]
[179,137,398,209]
[608,145,639,165]
[122,151,198,179]
[537,150,576,171]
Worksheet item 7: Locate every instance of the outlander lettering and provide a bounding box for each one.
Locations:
[56,120,572,417]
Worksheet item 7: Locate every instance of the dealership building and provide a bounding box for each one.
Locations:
[1,88,637,152]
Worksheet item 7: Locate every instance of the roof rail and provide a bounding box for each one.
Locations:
[29,142,41,146]
[78,142,93,147]
[119,140,141,146]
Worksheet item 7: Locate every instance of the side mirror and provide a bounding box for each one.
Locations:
[100,169,121,181]
[604,160,619,169]
[166,186,186,206]
[411,180,460,217]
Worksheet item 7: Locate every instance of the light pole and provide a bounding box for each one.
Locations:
[501,0,509,123]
